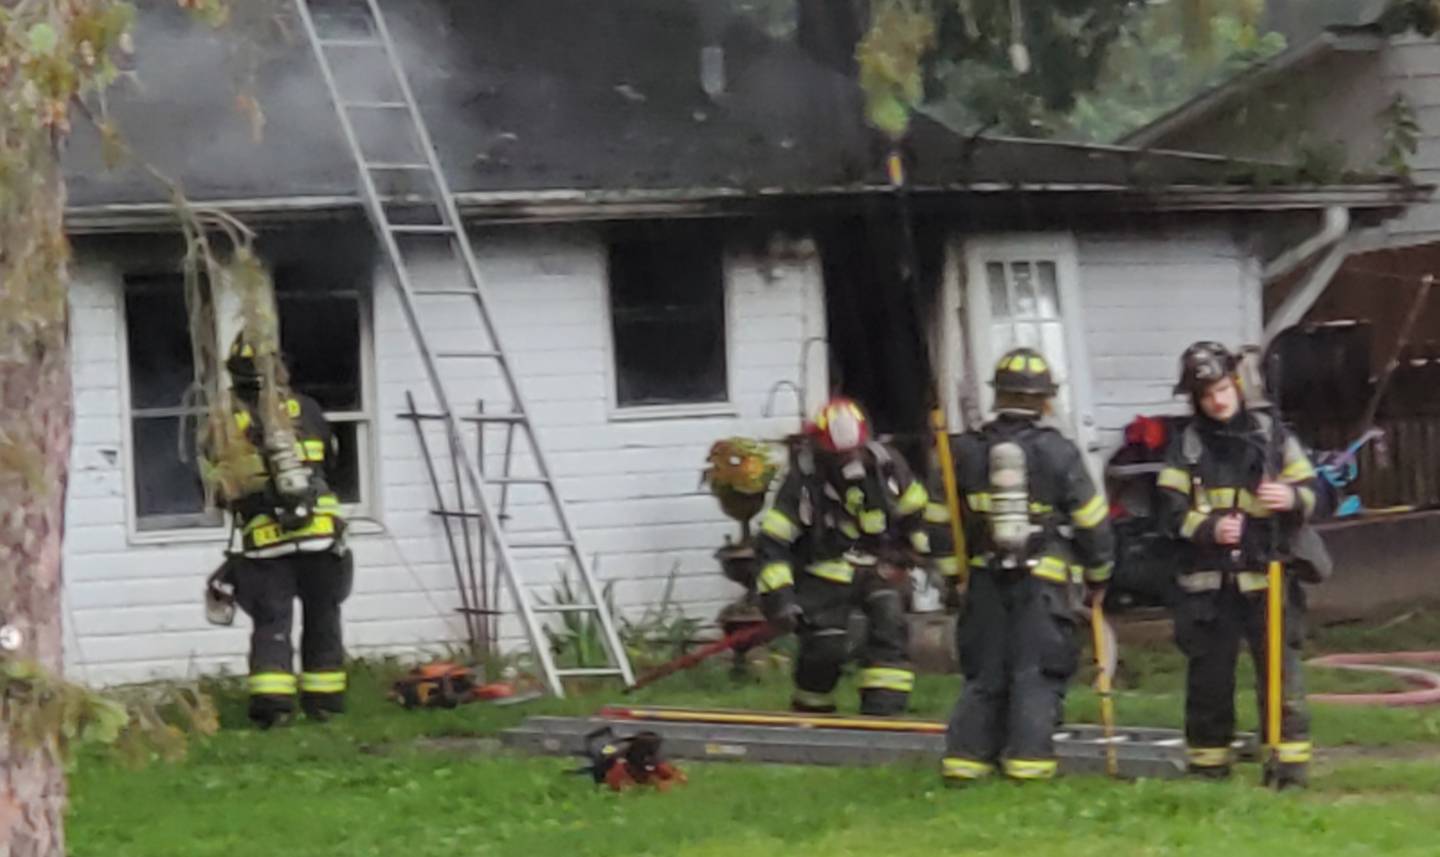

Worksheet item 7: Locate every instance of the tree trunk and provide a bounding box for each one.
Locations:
[0,349,73,857]
[0,150,75,855]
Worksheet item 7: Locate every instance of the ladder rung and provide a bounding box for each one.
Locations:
[533,604,600,615]
[318,38,384,48]
[455,607,504,616]
[366,161,432,170]
[431,509,484,519]
[435,350,502,360]
[344,101,409,111]
[398,411,449,421]
[507,540,575,550]
[389,224,457,235]
[555,668,625,678]
[460,413,526,424]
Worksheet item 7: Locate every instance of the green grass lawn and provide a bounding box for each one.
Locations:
[67,610,1440,857]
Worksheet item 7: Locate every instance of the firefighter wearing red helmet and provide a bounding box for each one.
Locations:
[934,347,1115,783]
[1158,341,1319,788]
[754,397,932,716]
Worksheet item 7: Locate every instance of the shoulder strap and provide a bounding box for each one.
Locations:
[1182,424,1202,467]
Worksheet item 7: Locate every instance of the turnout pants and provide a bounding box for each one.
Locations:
[232,549,355,725]
[1175,579,1310,782]
[792,566,914,716]
[943,571,1079,782]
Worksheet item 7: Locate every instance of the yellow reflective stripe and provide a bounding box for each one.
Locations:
[1276,741,1312,764]
[859,667,915,693]
[1187,746,1232,767]
[758,563,794,594]
[1180,511,1209,540]
[1281,438,1317,481]
[1158,467,1190,494]
[1033,556,1069,583]
[910,530,931,554]
[1237,572,1269,592]
[1296,486,1316,517]
[1085,563,1114,584]
[967,493,992,512]
[1029,502,1054,515]
[936,556,961,576]
[1003,758,1058,780]
[302,439,326,462]
[1207,488,1237,510]
[760,509,799,543]
[859,509,887,534]
[969,556,987,568]
[807,560,855,584]
[1072,494,1108,529]
[1178,572,1222,593]
[249,672,297,696]
[286,399,301,418]
[300,671,347,694]
[896,481,928,515]
[316,494,340,509]
[249,514,337,549]
[235,410,252,432]
[924,502,951,524]
[941,757,995,780]
[792,689,835,709]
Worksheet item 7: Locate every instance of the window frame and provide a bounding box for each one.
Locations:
[601,227,738,422]
[119,269,377,545]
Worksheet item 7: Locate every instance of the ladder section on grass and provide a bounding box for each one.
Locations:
[294,0,634,697]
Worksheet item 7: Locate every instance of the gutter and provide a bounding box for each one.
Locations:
[1261,205,1352,346]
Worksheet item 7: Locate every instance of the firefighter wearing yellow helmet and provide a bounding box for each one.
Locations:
[934,347,1115,783]
[209,333,353,729]
[754,397,933,716]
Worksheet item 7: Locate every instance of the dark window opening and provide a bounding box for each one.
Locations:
[608,225,728,407]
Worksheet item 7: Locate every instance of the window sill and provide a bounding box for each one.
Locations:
[609,402,738,423]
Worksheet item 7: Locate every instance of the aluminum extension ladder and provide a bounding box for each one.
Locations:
[294,0,635,696]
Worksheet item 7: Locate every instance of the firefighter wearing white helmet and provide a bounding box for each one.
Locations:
[754,397,933,716]
[934,347,1115,783]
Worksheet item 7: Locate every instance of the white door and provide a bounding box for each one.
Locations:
[939,233,1100,468]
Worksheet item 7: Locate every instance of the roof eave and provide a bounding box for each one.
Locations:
[63,183,1428,234]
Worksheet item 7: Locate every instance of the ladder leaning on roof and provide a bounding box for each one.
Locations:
[293,0,635,697]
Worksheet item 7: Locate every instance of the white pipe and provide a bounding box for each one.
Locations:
[1262,205,1349,282]
[1263,234,1352,346]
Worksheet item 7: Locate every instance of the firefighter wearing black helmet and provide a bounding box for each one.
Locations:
[210,333,353,729]
[933,347,1115,783]
[1158,341,1318,788]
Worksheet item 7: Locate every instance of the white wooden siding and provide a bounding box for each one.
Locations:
[1077,226,1257,452]
[62,224,826,685]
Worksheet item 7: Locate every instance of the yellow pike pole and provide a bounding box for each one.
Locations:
[931,408,968,583]
[1266,558,1284,766]
[1090,601,1119,778]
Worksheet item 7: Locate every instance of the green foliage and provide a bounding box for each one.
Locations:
[540,568,619,669]
[1379,93,1422,178]
[2,660,219,768]
[1057,11,1287,142]
[541,564,704,671]
[858,0,937,138]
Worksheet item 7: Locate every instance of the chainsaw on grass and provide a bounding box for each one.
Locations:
[388,662,517,709]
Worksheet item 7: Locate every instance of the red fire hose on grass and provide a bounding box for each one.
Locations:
[1308,652,1440,706]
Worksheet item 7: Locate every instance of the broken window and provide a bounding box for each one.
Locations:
[607,224,728,408]
[123,269,373,533]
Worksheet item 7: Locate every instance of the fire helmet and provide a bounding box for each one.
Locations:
[808,397,870,454]
[1173,340,1237,396]
[991,347,1058,397]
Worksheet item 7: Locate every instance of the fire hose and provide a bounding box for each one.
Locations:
[1307,652,1440,707]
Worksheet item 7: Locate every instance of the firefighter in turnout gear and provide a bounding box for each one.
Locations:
[1158,341,1318,787]
[937,348,1115,784]
[755,398,932,716]
[214,334,354,729]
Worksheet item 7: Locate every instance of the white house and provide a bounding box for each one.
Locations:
[56,0,1424,685]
